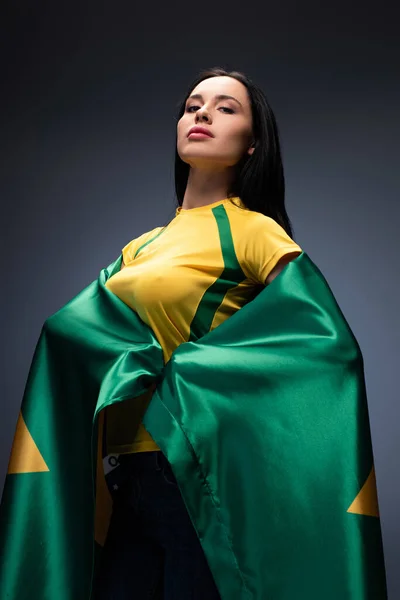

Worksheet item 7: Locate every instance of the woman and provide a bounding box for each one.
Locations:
[0,67,386,600]
[94,66,302,598]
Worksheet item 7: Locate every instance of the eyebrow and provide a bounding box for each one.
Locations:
[187,93,243,108]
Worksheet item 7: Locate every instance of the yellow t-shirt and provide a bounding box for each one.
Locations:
[105,196,302,454]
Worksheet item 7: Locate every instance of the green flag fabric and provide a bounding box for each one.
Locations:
[0,252,387,599]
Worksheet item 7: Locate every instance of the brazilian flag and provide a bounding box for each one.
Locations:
[0,252,387,599]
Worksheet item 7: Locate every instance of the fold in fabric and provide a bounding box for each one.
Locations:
[0,252,387,599]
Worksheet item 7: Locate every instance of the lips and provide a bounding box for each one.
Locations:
[187,126,214,137]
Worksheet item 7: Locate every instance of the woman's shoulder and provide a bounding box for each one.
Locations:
[122,226,165,264]
[236,208,294,241]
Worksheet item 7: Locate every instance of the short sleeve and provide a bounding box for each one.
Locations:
[122,227,165,265]
[243,215,302,285]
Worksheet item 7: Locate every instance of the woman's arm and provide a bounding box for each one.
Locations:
[265,251,301,285]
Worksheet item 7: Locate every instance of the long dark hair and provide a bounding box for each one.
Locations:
[174,66,294,238]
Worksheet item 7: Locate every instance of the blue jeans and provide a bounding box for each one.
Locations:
[93,450,221,599]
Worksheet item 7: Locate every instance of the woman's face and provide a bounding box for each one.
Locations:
[177,76,254,170]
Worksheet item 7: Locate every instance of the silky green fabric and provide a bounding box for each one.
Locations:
[0,252,387,599]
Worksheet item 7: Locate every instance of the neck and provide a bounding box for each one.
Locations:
[181,166,235,210]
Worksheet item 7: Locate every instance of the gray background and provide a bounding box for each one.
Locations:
[2,1,399,597]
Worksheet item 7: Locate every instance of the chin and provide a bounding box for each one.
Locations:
[178,146,238,168]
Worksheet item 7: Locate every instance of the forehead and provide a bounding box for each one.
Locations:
[189,76,249,104]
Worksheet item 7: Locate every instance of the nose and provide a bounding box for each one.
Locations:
[195,106,211,123]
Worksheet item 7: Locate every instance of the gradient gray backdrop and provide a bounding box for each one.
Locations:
[2,2,399,597]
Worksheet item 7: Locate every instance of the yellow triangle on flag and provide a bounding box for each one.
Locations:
[7,411,49,474]
[347,465,379,517]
